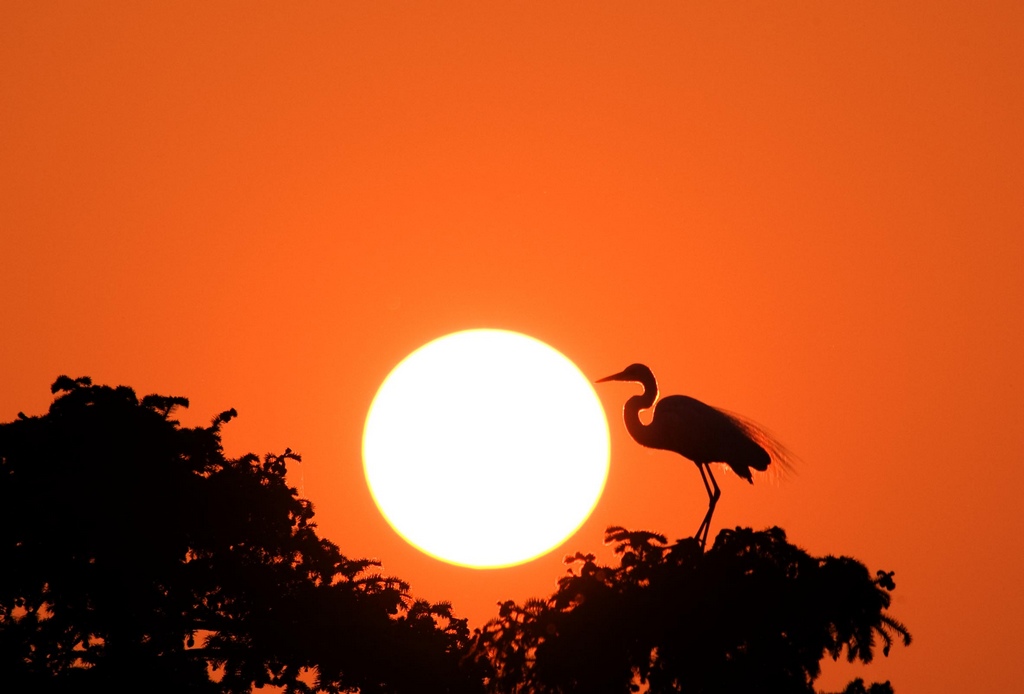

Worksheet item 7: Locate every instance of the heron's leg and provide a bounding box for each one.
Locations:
[706,463,721,504]
[695,464,722,550]
[695,464,713,548]
[697,461,714,499]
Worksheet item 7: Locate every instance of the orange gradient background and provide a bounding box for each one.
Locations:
[2,3,1022,691]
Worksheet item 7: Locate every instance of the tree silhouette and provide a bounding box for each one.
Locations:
[0,377,481,693]
[1,377,910,693]
[470,526,910,694]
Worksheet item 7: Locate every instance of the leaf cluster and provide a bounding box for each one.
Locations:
[470,526,910,694]
[0,377,479,693]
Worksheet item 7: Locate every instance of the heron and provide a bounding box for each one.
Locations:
[597,363,789,549]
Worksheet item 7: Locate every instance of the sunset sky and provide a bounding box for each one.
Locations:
[2,3,1022,691]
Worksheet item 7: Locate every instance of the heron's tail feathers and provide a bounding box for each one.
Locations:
[723,410,799,486]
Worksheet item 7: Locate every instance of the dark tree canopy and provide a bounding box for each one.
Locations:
[0,377,481,693]
[470,526,910,694]
[1,377,909,693]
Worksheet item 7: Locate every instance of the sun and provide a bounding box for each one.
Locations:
[362,329,610,568]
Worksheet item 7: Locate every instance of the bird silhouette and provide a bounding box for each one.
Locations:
[598,363,789,549]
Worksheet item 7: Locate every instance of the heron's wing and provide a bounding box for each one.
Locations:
[715,406,798,480]
[654,395,756,463]
[656,395,796,476]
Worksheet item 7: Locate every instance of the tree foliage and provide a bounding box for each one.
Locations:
[1,377,910,693]
[469,526,910,694]
[0,377,480,693]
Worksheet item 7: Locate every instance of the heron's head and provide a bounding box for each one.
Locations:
[596,363,654,385]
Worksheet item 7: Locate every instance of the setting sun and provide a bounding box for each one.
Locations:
[362,329,610,568]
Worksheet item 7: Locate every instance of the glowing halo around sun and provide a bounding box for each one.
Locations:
[362,329,610,569]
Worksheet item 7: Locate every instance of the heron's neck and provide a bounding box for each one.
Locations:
[623,387,657,444]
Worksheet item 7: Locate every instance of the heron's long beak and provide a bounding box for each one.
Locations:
[596,370,626,384]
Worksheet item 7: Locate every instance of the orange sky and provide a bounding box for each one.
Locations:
[2,3,1022,691]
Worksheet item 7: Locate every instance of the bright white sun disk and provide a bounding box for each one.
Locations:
[362,329,610,568]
